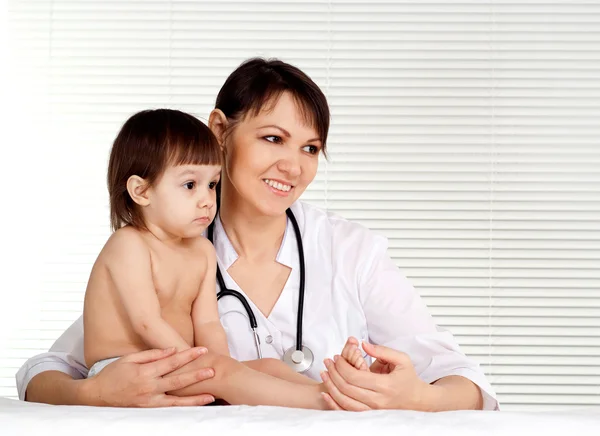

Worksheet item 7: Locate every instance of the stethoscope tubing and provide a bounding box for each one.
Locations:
[207,208,306,354]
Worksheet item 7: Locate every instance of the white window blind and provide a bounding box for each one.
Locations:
[2,0,599,411]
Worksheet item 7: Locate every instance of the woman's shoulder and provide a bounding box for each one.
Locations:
[293,201,388,251]
[293,201,391,292]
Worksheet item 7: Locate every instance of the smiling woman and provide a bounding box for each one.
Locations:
[17,58,497,412]
[212,91,322,216]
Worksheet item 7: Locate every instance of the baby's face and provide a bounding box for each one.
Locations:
[146,163,221,239]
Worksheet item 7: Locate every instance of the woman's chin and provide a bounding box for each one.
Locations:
[254,197,295,217]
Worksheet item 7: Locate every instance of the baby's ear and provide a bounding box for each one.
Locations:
[126,175,151,207]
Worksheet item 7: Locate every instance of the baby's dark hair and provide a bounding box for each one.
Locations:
[107,109,222,232]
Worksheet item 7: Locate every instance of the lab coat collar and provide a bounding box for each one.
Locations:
[212,213,295,270]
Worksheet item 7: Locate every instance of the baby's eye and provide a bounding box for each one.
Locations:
[184,181,195,190]
[302,145,319,155]
[209,181,218,190]
[264,135,283,144]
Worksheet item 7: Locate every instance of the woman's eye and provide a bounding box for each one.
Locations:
[303,145,319,155]
[184,182,195,190]
[208,181,218,190]
[264,135,282,144]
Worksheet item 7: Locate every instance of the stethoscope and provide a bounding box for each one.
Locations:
[207,208,314,373]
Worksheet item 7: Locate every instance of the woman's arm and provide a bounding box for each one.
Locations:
[429,375,483,411]
[357,251,496,410]
[323,224,498,411]
[16,316,88,401]
[26,347,216,407]
[26,371,90,405]
[320,339,483,411]
[17,316,216,406]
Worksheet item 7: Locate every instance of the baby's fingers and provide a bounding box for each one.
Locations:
[351,348,369,371]
[341,337,359,362]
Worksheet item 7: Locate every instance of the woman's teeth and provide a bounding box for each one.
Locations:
[264,179,292,192]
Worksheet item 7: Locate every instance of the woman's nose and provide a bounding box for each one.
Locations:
[277,153,301,177]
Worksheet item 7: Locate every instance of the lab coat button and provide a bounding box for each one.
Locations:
[265,335,273,344]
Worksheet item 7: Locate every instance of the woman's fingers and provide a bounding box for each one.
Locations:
[155,394,215,408]
[320,370,371,411]
[158,367,215,393]
[321,392,343,411]
[123,347,177,364]
[85,348,215,408]
[147,347,208,378]
[369,359,390,374]
[333,356,380,391]
[362,342,411,370]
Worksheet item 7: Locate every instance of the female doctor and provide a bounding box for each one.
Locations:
[16,58,498,412]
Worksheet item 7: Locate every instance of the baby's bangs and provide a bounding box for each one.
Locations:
[165,135,222,168]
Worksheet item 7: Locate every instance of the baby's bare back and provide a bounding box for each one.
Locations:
[83,228,209,368]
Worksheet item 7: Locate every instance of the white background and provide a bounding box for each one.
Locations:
[1,0,599,411]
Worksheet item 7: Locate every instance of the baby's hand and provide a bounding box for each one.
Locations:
[340,336,369,371]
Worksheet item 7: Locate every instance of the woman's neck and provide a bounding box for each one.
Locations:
[218,186,287,263]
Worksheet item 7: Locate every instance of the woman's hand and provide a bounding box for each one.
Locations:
[83,347,217,407]
[320,338,431,411]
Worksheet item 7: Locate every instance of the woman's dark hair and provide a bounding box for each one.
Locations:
[215,57,330,156]
[107,109,221,232]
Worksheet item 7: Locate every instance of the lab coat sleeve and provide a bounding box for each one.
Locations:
[15,315,88,401]
[355,232,499,411]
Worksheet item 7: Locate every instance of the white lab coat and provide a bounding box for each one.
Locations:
[16,201,499,410]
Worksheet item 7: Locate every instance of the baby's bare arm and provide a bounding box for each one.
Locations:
[105,228,190,352]
[168,353,326,410]
[192,240,230,356]
[243,358,320,386]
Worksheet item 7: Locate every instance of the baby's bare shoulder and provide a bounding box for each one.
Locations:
[191,236,216,256]
[186,237,216,269]
[101,226,149,262]
[86,228,146,290]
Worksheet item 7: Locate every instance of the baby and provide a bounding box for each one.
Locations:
[83,109,228,375]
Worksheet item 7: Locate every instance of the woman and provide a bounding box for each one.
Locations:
[16,58,498,411]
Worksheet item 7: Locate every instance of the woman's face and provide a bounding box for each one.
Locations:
[221,91,323,217]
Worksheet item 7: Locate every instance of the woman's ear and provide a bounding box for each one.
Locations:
[126,175,151,207]
[208,109,228,151]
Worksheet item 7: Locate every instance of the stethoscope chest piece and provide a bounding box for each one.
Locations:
[282,345,314,373]
[210,208,312,373]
